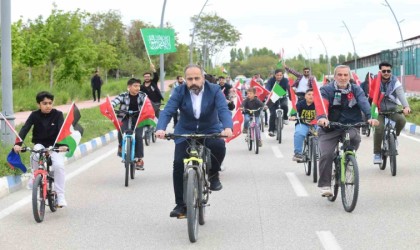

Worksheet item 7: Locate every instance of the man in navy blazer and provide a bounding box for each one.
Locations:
[156,64,233,218]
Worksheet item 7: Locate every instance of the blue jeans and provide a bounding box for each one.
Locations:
[244,114,260,130]
[294,123,310,154]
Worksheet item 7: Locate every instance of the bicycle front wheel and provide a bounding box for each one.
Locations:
[328,158,340,202]
[32,175,46,223]
[341,155,359,212]
[253,127,259,154]
[186,168,199,243]
[125,137,132,187]
[389,134,397,176]
[303,139,311,176]
[247,127,252,151]
[151,128,157,143]
[144,130,150,146]
[380,136,387,170]
[277,117,282,144]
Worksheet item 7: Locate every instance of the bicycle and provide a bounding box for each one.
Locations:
[144,125,156,146]
[116,110,141,187]
[259,109,266,133]
[165,133,224,243]
[22,146,62,223]
[244,108,263,154]
[327,122,367,213]
[300,124,319,183]
[378,110,403,176]
[275,105,284,144]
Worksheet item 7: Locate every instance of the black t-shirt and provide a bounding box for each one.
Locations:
[129,94,139,111]
[295,100,316,124]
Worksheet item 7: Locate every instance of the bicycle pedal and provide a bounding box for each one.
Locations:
[177,214,187,219]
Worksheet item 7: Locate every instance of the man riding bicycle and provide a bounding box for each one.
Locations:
[316,65,379,197]
[284,63,316,101]
[372,61,411,164]
[156,64,233,218]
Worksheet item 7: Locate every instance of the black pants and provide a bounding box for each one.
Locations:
[117,119,144,158]
[173,138,226,205]
[92,87,101,101]
[268,97,288,132]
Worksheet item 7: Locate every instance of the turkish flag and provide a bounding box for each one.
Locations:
[250,79,270,101]
[225,109,244,143]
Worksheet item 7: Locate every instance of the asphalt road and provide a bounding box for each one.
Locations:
[1,122,419,249]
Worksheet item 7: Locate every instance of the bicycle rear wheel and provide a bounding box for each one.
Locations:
[32,175,45,223]
[151,128,157,143]
[277,117,282,144]
[186,168,199,243]
[311,138,318,183]
[341,155,359,212]
[380,135,387,170]
[260,114,264,132]
[144,130,150,146]
[47,177,57,212]
[328,158,340,202]
[125,137,132,187]
[388,134,397,176]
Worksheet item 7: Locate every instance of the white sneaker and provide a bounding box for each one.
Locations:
[57,194,67,207]
[283,119,289,125]
[320,187,333,197]
[220,164,226,172]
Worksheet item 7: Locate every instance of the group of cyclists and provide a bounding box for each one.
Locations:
[13,60,411,217]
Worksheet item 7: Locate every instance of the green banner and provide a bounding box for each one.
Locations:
[141,28,177,55]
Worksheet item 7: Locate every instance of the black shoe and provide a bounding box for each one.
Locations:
[209,172,223,191]
[117,145,122,157]
[268,131,275,137]
[170,204,186,218]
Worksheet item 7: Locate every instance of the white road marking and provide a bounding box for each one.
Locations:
[271,146,284,158]
[285,172,308,197]
[316,231,342,250]
[0,149,116,221]
[400,133,420,143]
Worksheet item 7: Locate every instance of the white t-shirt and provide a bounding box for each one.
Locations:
[296,77,309,93]
[190,88,204,119]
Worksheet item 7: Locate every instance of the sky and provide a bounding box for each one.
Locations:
[10,0,420,65]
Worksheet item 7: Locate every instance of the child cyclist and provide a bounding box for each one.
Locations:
[13,91,69,207]
[241,87,265,146]
[289,88,316,161]
[112,78,147,170]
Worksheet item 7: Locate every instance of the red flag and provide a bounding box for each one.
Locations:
[0,112,23,143]
[352,72,361,85]
[370,71,384,118]
[235,88,243,110]
[100,96,122,132]
[250,79,270,101]
[289,89,298,116]
[312,80,329,118]
[288,78,295,87]
[368,74,376,100]
[225,109,244,143]
[135,96,156,128]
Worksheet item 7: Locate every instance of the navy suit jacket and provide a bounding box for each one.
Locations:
[157,81,233,143]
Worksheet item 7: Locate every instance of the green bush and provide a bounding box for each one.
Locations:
[407,97,420,125]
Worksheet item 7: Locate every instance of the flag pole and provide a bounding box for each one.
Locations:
[0,112,23,143]
[140,29,152,64]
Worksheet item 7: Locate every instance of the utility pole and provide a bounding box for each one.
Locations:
[1,0,15,145]
[159,0,167,94]
[318,35,331,78]
[342,21,357,74]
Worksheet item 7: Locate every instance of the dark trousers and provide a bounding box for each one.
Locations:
[173,138,226,205]
[263,109,268,125]
[373,113,406,154]
[268,97,288,132]
[317,128,361,187]
[117,119,144,158]
[92,87,101,101]
[151,101,161,118]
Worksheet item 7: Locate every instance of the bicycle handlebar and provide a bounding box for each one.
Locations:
[21,146,61,154]
[115,110,141,116]
[165,133,226,140]
[378,110,404,116]
[329,122,369,129]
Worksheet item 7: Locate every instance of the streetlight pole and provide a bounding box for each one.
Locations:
[301,45,310,70]
[318,35,331,78]
[342,20,357,74]
[189,0,209,65]
[383,0,405,89]
[159,0,167,94]
[1,0,15,145]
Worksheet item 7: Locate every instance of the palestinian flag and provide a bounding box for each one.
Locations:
[265,83,286,108]
[100,96,122,132]
[370,71,385,119]
[250,79,270,101]
[55,103,83,157]
[135,96,156,128]
[289,89,298,116]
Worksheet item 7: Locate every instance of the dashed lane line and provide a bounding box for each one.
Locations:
[316,231,342,250]
[285,172,308,197]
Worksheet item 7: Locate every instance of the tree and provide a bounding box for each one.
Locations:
[346,52,353,61]
[331,56,338,67]
[237,48,244,61]
[230,48,237,62]
[191,13,241,69]
[244,46,250,60]
[338,54,346,64]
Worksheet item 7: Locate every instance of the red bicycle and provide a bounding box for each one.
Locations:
[23,146,63,223]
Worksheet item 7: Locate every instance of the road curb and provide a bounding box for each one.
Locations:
[0,130,118,199]
[404,121,420,135]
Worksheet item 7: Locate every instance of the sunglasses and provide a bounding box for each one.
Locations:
[381,70,391,74]
[304,71,310,73]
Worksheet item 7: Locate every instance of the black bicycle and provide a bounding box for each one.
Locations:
[378,110,403,176]
[327,122,367,213]
[300,124,319,183]
[116,110,141,187]
[144,125,156,146]
[275,105,284,144]
[165,133,224,243]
